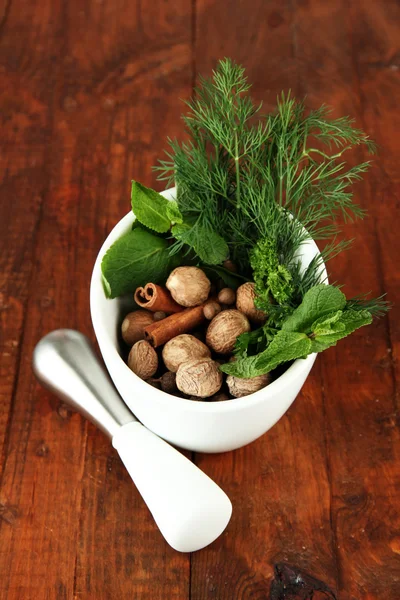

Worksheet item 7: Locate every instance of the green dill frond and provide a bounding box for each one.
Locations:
[346,294,391,317]
[155,57,377,306]
[147,57,391,377]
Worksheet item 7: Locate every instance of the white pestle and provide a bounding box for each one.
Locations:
[32,329,232,552]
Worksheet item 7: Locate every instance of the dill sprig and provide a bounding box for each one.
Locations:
[155,58,383,317]
[346,294,391,317]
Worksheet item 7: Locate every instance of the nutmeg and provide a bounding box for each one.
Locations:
[121,310,154,345]
[128,340,158,379]
[166,266,211,307]
[206,309,251,354]
[236,282,267,324]
[226,373,270,398]
[162,334,211,373]
[176,358,223,398]
[160,371,177,394]
[203,301,221,320]
[217,288,236,305]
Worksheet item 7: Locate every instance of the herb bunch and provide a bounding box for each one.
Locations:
[156,59,372,267]
[101,58,389,379]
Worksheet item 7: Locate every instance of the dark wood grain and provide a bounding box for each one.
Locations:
[191,2,339,599]
[0,1,399,599]
[0,1,192,599]
[191,1,400,599]
[292,1,400,597]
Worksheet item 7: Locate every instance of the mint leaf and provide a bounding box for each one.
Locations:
[234,327,268,357]
[220,286,374,378]
[166,201,183,224]
[220,354,256,378]
[131,218,166,237]
[310,309,372,352]
[283,285,346,333]
[194,229,228,264]
[101,227,180,298]
[171,221,229,265]
[131,181,171,233]
[221,331,312,378]
[254,331,312,373]
[312,310,344,335]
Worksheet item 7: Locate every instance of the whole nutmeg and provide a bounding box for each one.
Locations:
[128,340,158,379]
[162,334,211,373]
[218,288,236,305]
[166,266,211,307]
[176,358,223,398]
[203,301,221,320]
[206,309,251,354]
[236,282,267,324]
[226,373,271,398]
[121,310,154,345]
[160,371,177,394]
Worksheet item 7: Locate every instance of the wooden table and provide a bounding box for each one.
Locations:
[1,1,399,598]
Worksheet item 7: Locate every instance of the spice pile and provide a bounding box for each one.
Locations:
[121,266,270,399]
[102,58,389,402]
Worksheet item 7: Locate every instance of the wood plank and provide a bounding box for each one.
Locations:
[1,1,398,599]
[71,7,193,593]
[291,0,400,598]
[350,0,400,372]
[0,0,52,483]
[191,2,339,598]
[0,1,192,598]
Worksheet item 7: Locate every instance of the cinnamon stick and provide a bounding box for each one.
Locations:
[144,304,206,347]
[134,283,182,314]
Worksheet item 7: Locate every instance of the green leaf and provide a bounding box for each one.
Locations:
[195,229,229,264]
[234,327,267,357]
[101,227,180,298]
[171,221,190,238]
[221,330,312,378]
[171,222,229,265]
[131,181,171,233]
[166,201,183,224]
[311,310,344,335]
[310,309,372,352]
[131,218,167,237]
[219,286,375,378]
[283,284,346,333]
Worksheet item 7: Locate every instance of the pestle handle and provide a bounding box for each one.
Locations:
[113,421,232,552]
[33,330,232,552]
